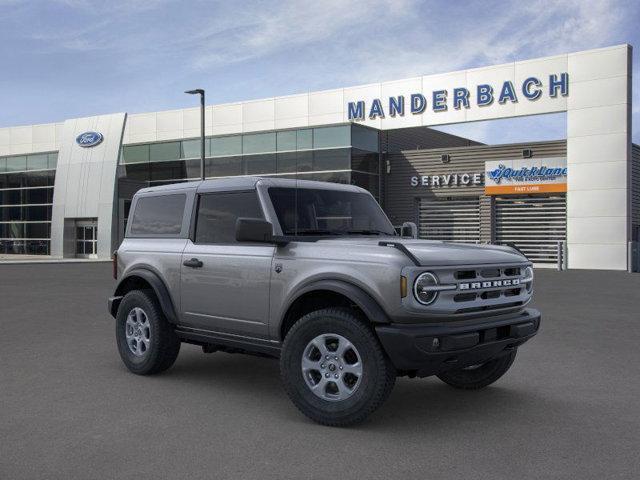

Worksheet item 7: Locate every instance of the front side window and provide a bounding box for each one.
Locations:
[268,187,395,236]
[195,191,263,244]
[129,194,186,236]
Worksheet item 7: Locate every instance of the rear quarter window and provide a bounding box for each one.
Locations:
[129,194,186,236]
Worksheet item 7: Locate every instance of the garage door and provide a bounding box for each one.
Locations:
[419,196,480,243]
[495,195,567,264]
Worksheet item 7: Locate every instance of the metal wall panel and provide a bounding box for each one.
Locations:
[632,143,640,239]
[383,139,567,227]
[419,196,480,243]
[379,126,481,208]
[495,195,567,264]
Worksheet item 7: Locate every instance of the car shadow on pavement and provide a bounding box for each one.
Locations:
[150,346,547,431]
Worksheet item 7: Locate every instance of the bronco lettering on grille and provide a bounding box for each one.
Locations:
[459,278,521,290]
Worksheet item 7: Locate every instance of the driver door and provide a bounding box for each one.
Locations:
[180,190,275,339]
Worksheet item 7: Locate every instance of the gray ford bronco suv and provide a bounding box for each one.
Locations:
[108,177,540,426]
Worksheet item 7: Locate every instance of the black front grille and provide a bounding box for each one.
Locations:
[448,264,528,309]
[479,268,500,278]
[455,301,525,314]
[480,290,501,300]
[454,293,477,302]
[455,270,476,280]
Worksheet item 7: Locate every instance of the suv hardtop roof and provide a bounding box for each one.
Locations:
[136,177,369,196]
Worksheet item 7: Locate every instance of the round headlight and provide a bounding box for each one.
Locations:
[414,272,439,305]
[524,266,534,293]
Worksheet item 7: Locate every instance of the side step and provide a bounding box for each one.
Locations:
[174,325,282,358]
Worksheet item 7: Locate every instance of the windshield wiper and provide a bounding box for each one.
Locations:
[283,229,394,236]
[345,229,392,236]
[284,229,345,236]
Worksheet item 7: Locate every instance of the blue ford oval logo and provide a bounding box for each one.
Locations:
[76,131,103,148]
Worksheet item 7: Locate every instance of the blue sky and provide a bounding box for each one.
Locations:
[0,0,638,144]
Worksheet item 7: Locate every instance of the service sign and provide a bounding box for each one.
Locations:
[484,157,567,195]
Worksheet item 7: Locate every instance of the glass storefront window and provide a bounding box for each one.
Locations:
[276,131,297,151]
[0,188,52,205]
[181,139,211,159]
[181,139,198,159]
[243,133,276,154]
[211,136,242,157]
[245,154,276,175]
[150,142,181,162]
[351,149,380,174]
[26,222,50,238]
[207,156,243,177]
[116,126,383,231]
[184,159,202,179]
[119,163,150,182]
[6,156,27,172]
[24,188,52,204]
[289,171,351,184]
[297,129,313,150]
[0,156,56,255]
[25,171,55,187]
[313,126,350,149]
[122,145,150,164]
[276,152,297,173]
[27,154,49,170]
[0,190,19,204]
[313,148,350,171]
[296,151,313,172]
[351,125,379,152]
[48,153,58,170]
[0,222,25,238]
[0,173,19,189]
[351,171,380,199]
[150,160,188,182]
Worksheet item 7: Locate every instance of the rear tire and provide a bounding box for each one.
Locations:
[436,350,517,390]
[280,308,396,427]
[116,289,180,375]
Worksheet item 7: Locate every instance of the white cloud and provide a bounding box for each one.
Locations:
[190,0,414,70]
[2,0,638,141]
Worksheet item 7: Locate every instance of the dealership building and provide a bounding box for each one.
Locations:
[0,44,637,270]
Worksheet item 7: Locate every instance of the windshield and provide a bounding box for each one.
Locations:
[268,187,396,236]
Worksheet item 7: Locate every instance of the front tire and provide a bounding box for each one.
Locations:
[280,308,396,427]
[116,290,180,375]
[436,350,517,390]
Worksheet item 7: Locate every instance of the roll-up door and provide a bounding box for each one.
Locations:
[495,194,567,264]
[419,196,480,243]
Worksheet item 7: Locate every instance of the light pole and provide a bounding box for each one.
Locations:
[185,89,205,180]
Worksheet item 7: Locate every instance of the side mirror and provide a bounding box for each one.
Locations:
[236,218,274,243]
[401,221,418,239]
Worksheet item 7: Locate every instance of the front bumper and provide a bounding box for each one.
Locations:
[375,308,541,377]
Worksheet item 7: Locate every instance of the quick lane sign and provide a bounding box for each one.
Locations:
[348,73,569,120]
[485,157,567,195]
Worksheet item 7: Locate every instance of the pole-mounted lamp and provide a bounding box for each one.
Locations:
[185,89,205,180]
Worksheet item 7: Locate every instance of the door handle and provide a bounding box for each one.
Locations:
[183,258,203,268]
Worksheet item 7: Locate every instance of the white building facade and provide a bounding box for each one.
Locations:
[0,45,635,270]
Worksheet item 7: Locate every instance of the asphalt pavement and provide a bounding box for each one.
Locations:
[1,263,639,479]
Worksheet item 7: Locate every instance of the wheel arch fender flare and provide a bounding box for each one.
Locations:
[112,268,178,323]
[282,279,390,326]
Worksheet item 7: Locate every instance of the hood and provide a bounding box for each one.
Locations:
[395,238,527,266]
[313,236,528,266]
